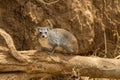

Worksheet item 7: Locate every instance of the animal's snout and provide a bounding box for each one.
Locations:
[41,35,45,38]
[41,34,47,38]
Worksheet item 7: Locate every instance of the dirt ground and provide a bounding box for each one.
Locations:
[0,0,120,79]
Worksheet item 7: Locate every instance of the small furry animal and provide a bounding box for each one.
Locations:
[37,27,78,54]
[0,28,28,62]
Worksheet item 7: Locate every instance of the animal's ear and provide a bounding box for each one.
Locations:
[37,27,42,32]
[47,27,50,31]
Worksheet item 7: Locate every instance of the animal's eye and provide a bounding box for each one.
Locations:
[45,32,47,34]
[39,32,42,34]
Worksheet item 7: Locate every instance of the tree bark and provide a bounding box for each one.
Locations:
[0,49,120,79]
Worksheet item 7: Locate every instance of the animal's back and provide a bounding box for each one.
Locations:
[48,28,78,54]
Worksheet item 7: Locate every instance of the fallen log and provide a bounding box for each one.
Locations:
[0,49,120,79]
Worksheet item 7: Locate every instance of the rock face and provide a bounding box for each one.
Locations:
[0,0,119,56]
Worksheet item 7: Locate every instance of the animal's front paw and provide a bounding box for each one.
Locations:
[47,51,54,55]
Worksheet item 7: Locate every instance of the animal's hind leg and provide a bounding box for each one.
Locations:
[63,45,74,54]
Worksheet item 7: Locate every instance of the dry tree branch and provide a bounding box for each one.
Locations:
[0,49,120,79]
[0,28,28,62]
[38,0,59,5]
[98,19,108,57]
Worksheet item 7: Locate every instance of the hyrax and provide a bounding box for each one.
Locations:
[37,27,78,54]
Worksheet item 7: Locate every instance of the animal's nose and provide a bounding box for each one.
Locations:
[42,35,45,38]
